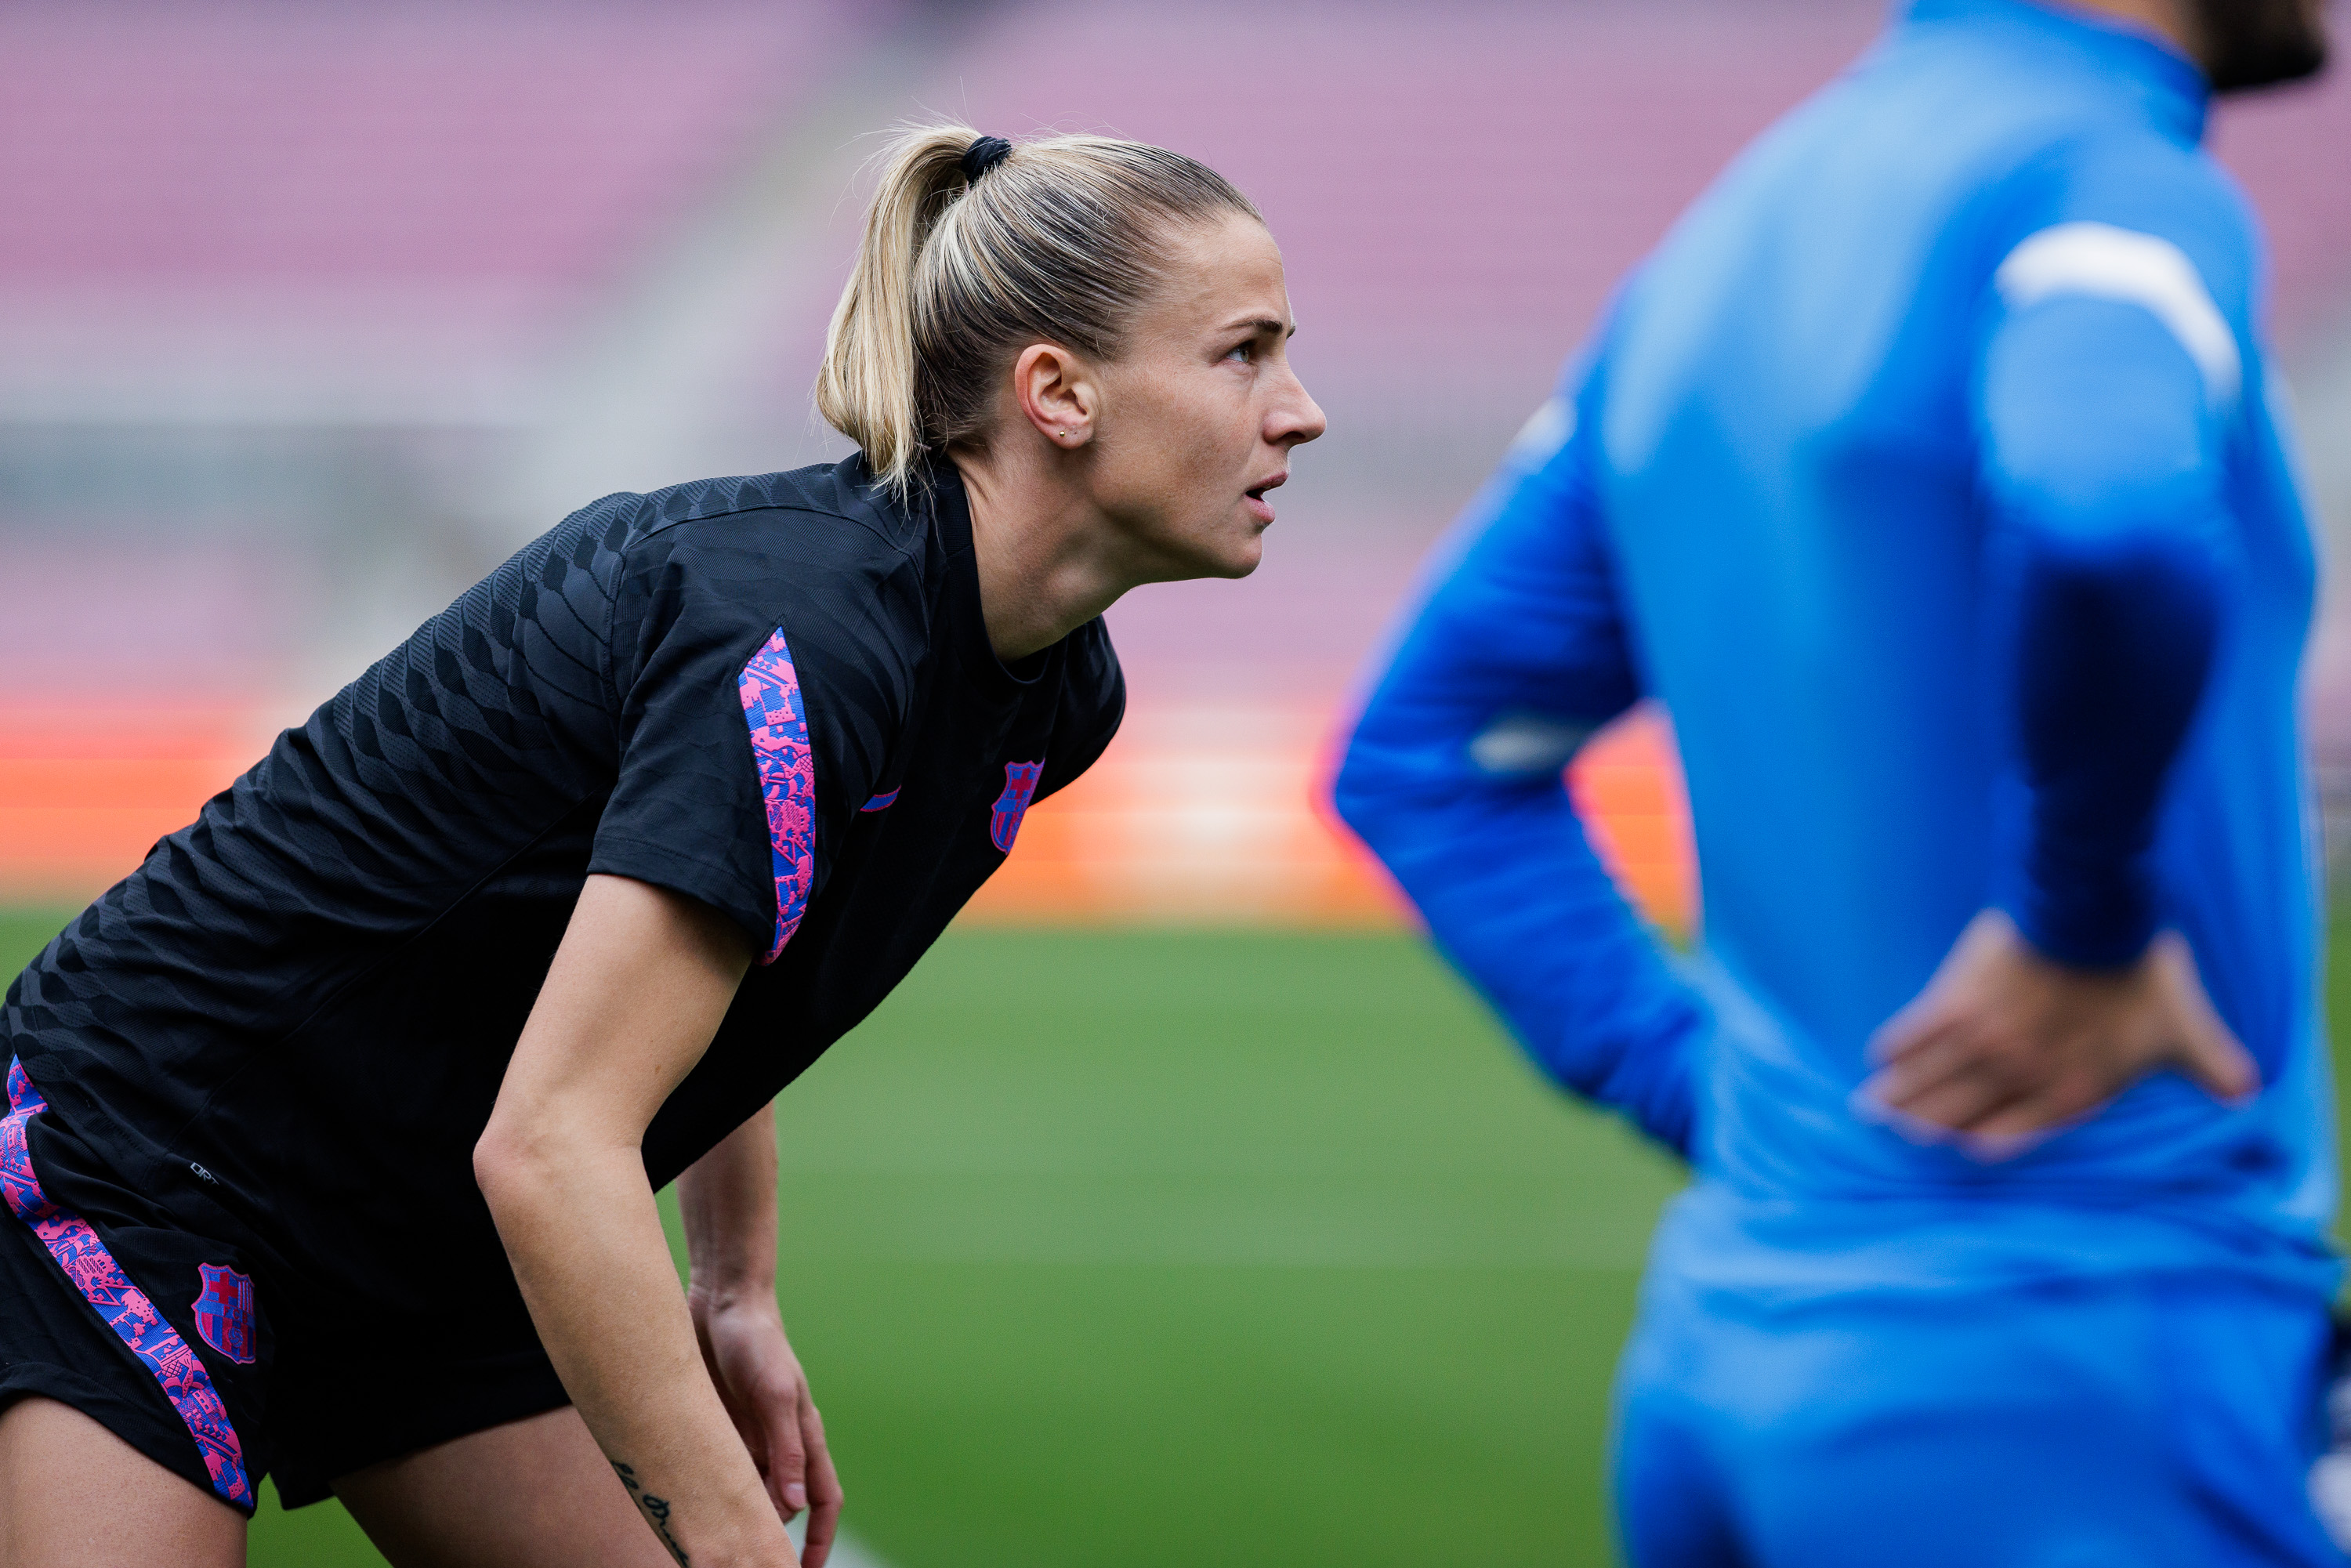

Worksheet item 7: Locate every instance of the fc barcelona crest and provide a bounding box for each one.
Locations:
[990,760,1046,853]
[192,1262,256,1365]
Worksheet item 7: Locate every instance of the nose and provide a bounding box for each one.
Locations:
[1272,365,1328,449]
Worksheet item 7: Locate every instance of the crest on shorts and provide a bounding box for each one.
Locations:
[192,1262,256,1365]
[990,760,1046,853]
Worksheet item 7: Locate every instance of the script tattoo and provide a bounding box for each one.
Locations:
[610,1460,691,1566]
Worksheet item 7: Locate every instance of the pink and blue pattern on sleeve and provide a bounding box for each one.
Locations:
[737,627,817,965]
[2,1059,254,1510]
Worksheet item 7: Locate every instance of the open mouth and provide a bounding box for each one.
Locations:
[1244,472,1286,521]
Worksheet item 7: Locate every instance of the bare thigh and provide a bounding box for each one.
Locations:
[332,1405,674,1568]
[0,1396,244,1568]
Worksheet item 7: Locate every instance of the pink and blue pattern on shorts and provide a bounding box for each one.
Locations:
[738,627,817,965]
[1,1059,252,1509]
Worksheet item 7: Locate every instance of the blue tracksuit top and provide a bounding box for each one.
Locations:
[1335,0,2338,1296]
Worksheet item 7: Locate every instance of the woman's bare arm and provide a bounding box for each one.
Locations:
[475,873,794,1568]
[679,1107,778,1327]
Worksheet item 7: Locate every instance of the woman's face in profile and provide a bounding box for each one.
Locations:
[1085,214,1328,583]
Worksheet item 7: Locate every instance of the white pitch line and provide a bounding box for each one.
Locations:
[789,1519,893,1568]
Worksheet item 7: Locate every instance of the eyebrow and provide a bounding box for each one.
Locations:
[1224,316,1296,339]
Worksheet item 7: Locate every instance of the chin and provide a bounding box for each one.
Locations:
[1212,533,1266,580]
[1165,523,1266,581]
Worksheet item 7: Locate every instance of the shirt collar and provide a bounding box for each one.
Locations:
[1897,0,2210,143]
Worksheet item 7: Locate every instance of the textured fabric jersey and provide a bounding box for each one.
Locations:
[1336,0,2337,1298]
[0,454,1121,1500]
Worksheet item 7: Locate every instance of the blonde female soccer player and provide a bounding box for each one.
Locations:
[0,126,1323,1568]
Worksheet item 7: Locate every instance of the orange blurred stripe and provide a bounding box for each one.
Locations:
[0,698,269,898]
[965,701,1699,932]
[0,697,1701,932]
[0,705,268,761]
[0,758,246,812]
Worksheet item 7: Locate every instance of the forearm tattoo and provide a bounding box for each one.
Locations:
[610,1460,691,1566]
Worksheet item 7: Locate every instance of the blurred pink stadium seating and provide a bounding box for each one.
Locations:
[929,1,2349,407]
[946,2,1889,410]
[2212,74,2351,340]
[0,0,856,376]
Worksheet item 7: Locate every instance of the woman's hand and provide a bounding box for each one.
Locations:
[691,1290,843,1568]
[679,1103,844,1566]
[1860,908,2256,1158]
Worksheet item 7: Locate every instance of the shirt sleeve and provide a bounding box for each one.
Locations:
[1975,142,2251,968]
[1331,356,1706,1157]
[589,517,886,965]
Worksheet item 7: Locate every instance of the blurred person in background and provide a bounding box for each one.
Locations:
[1336,0,2338,1563]
[0,125,1321,1568]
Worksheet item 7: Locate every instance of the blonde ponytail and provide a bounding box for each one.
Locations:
[817,123,1261,498]
[815,128,973,494]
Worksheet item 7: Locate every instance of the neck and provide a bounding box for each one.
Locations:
[2052,0,2205,63]
[953,445,1146,663]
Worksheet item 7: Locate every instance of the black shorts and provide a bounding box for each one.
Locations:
[0,1059,570,1510]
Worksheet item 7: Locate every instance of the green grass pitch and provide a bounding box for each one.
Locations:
[0,909,2342,1566]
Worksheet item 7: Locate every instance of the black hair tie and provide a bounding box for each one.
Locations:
[961,136,1013,183]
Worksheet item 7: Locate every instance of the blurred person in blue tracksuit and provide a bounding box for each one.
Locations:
[1334,1,2341,1563]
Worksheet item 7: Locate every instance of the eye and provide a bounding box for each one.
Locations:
[1224,339,1257,364]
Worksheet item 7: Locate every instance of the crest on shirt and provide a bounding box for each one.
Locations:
[990,760,1046,853]
[192,1262,256,1365]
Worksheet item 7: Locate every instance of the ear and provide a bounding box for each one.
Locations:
[1012,342,1098,450]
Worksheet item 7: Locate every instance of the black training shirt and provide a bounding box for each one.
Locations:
[3,456,1121,1331]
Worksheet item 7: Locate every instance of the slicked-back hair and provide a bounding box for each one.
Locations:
[816,125,1262,498]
